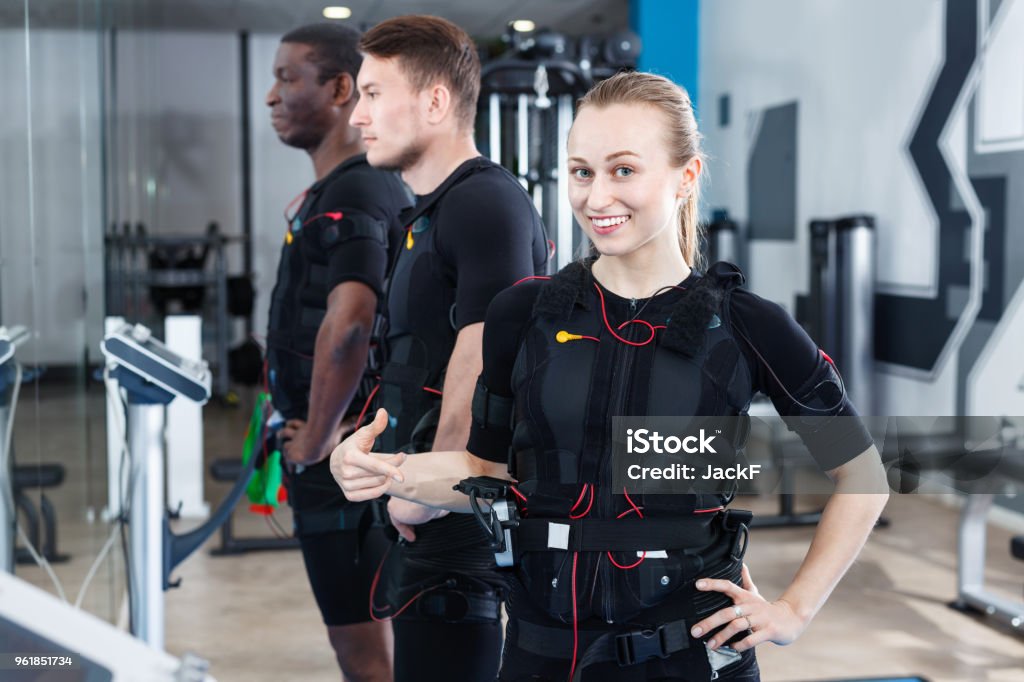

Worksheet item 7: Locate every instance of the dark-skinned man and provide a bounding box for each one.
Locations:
[264,23,411,681]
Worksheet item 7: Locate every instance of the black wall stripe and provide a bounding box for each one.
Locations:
[875,0,977,371]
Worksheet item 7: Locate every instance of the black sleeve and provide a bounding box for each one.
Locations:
[730,289,874,471]
[465,280,543,463]
[320,167,411,297]
[436,174,545,329]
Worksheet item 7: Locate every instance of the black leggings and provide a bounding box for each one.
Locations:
[393,617,503,682]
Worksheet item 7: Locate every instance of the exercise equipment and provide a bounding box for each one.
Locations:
[753,215,877,529]
[1,325,29,574]
[208,394,298,555]
[208,456,299,555]
[0,570,215,680]
[940,422,1024,631]
[478,27,641,270]
[13,464,69,565]
[101,323,261,648]
[799,215,876,414]
[706,209,741,267]
[104,222,251,397]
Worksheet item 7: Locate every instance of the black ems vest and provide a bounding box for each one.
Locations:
[480,261,755,624]
[375,158,496,453]
[266,156,390,420]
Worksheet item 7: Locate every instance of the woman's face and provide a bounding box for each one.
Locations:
[567,102,698,259]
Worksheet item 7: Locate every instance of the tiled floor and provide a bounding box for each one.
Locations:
[7,383,1024,681]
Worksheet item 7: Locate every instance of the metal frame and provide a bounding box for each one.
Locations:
[950,493,1024,630]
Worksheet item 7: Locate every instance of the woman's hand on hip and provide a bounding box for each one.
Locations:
[690,564,809,653]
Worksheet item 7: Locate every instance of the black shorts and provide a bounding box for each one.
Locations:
[286,458,392,626]
[297,523,391,626]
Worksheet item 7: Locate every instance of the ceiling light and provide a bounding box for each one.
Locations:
[511,19,536,33]
[323,6,352,19]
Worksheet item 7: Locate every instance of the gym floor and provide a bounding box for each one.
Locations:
[10,381,1024,682]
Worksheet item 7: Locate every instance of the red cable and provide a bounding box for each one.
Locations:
[820,349,836,366]
[592,284,658,346]
[299,211,344,228]
[513,275,552,286]
[422,387,443,396]
[509,485,528,504]
[368,548,444,623]
[694,506,725,514]
[283,189,308,223]
[355,382,381,429]
[616,318,656,335]
[608,504,647,569]
[570,484,589,512]
[622,488,644,519]
[569,485,594,519]
[602,548,643,569]
[567,552,579,682]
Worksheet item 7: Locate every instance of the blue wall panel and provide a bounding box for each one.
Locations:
[630,0,700,115]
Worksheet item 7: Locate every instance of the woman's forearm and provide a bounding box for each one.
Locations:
[778,447,890,622]
[384,449,509,513]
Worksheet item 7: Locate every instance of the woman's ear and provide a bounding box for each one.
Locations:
[676,156,702,199]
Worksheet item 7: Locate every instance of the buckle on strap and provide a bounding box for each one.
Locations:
[720,509,753,532]
[615,626,670,667]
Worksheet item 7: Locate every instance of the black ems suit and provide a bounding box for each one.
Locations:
[467,261,874,681]
[266,153,411,626]
[374,157,548,681]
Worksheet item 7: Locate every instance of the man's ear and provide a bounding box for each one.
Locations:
[333,72,356,107]
[424,82,453,125]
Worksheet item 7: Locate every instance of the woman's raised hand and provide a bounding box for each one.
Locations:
[329,408,407,501]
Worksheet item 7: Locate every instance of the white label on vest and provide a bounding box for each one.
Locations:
[641,550,668,559]
[548,523,570,550]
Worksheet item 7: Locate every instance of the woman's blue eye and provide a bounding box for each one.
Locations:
[572,168,592,179]
[614,166,634,177]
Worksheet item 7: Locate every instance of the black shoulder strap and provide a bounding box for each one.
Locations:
[532,259,594,320]
[660,262,746,357]
[399,157,494,227]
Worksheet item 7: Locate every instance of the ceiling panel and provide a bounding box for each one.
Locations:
[1,0,629,37]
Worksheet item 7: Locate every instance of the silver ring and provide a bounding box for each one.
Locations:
[744,616,754,632]
[733,605,743,618]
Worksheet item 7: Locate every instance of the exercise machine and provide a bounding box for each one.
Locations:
[1,325,29,573]
[0,570,215,680]
[101,323,260,648]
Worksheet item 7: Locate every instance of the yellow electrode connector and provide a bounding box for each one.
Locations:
[556,330,583,343]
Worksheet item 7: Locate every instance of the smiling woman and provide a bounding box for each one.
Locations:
[332,70,889,682]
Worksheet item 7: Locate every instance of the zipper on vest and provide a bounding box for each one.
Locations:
[601,319,637,623]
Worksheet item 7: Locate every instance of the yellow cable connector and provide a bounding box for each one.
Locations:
[406,230,415,250]
[556,330,583,343]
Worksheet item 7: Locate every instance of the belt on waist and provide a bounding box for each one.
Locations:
[515,517,717,553]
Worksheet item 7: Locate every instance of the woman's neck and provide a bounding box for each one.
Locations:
[590,246,692,300]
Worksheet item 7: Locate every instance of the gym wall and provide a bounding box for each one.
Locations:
[700,0,1024,422]
[0,29,104,367]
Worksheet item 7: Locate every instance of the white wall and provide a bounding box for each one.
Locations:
[0,28,104,366]
[111,31,242,264]
[701,0,942,304]
[700,0,1024,418]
